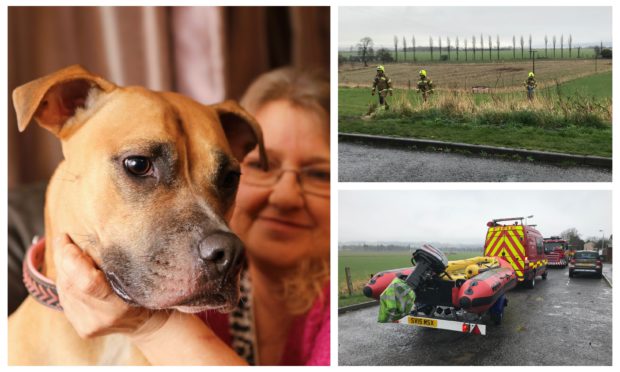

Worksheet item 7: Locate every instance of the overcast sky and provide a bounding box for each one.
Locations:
[339,7,612,49]
[339,190,611,244]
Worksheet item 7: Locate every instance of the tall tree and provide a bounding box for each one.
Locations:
[464,38,468,61]
[480,33,484,60]
[553,35,557,58]
[496,35,500,60]
[544,35,548,58]
[429,36,434,61]
[456,36,460,61]
[447,36,451,60]
[412,35,416,61]
[528,34,532,54]
[568,34,572,58]
[357,36,374,67]
[520,35,524,59]
[560,34,564,58]
[394,35,398,62]
[512,35,516,59]
[488,35,492,60]
[472,35,476,60]
[403,36,407,62]
[439,36,443,57]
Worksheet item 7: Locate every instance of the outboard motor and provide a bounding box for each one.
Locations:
[404,244,448,290]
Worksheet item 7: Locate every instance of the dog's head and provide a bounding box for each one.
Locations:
[13,65,268,312]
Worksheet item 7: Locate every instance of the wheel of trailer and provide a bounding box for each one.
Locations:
[491,310,503,325]
[525,274,535,289]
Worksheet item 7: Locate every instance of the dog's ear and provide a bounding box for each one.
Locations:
[212,100,268,170]
[12,65,116,137]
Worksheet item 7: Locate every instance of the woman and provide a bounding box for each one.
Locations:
[52,67,330,365]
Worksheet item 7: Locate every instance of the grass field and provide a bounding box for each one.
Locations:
[338,250,481,307]
[339,59,612,91]
[339,47,600,63]
[339,70,612,157]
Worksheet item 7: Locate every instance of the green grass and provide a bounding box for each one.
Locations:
[338,250,481,307]
[546,70,612,99]
[338,72,612,157]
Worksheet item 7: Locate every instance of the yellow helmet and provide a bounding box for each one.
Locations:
[528,72,535,77]
[377,65,385,72]
[419,69,427,77]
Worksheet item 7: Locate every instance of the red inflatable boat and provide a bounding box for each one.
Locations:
[363,267,413,300]
[456,259,517,314]
[363,256,516,315]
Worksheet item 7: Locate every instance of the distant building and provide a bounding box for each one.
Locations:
[584,242,596,251]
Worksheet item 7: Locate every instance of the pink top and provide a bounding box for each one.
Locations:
[200,284,330,366]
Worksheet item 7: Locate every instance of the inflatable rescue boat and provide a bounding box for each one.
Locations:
[364,245,516,315]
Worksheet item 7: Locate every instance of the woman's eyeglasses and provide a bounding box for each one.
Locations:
[241,162,330,197]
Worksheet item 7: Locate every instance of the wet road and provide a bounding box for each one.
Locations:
[339,142,612,182]
[338,269,612,365]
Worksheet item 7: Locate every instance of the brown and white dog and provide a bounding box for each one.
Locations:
[8,65,267,365]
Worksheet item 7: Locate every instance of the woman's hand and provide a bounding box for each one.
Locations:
[52,234,168,339]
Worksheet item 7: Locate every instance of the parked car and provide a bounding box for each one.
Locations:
[568,251,603,278]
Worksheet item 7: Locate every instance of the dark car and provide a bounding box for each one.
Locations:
[568,250,603,278]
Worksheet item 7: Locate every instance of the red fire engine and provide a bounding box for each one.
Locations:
[543,236,569,268]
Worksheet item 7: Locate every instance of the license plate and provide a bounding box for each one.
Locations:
[576,263,595,268]
[408,316,438,328]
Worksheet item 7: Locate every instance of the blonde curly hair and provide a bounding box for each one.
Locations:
[240,67,330,314]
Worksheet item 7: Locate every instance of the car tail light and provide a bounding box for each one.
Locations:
[462,323,470,333]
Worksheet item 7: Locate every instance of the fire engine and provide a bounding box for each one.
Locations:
[543,236,569,268]
[483,217,548,289]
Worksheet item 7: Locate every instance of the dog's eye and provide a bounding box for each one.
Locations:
[123,156,153,177]
[221,170,241,191]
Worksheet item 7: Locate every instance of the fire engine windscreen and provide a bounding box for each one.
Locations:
[544,242,564,254]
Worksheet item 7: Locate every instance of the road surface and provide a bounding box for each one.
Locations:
[339,142,612,182]
[338,268,612,365]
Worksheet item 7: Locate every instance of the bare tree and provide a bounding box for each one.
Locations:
[394,35,398,62]
[472,35,476,60]
[512,35,516,59]
[528,34,532,54]
[412,35,416,61]
[464,38,468,61]
[553,35,557,58]
[439,36,442,57]
[520,35,524,59]
[456,36,460,61]
[429,36,434,61]
[496,35,500,60]
[488,35,492,60]
[568,34,572,58]
[480,33,484,60]
[447,36,451,60]
[357,36,374,67]
[560,34,564,58]
[544,35,548,58]
[403,36,407,62]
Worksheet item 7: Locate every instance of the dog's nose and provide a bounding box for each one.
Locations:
[198,232,244,276]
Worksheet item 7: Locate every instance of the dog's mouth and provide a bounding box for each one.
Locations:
[104,270,239,311]
[105,271,139,306]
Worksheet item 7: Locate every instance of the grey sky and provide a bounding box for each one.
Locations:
[339,190,611,245]
[339,7,612,49]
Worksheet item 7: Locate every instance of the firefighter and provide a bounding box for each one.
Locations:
[371,65,393,109]
[524,72,537,101]
[416,69,434,103]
